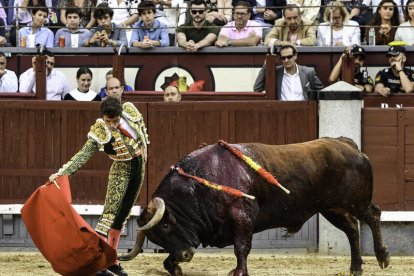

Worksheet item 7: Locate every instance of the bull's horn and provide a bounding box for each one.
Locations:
[118,230,145,261]
[139,197,165,231]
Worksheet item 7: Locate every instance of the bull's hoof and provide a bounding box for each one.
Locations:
[377,250,390,269]
[164,262,182,276]
[228,268,249,276]
[351,270,363,276]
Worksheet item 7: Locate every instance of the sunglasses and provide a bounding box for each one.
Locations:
[46,61,55,66]
[280,55,294,61]
[0,62,5,65]
[191,9,205,15]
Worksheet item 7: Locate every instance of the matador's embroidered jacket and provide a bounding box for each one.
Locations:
[57,102,149,176]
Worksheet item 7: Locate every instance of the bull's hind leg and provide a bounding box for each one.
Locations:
[356,203,390,269]
[321,210,363,275]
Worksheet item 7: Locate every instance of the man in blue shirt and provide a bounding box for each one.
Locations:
[130,1,170,48]
[54,7,92,47]
[18,5,54,48]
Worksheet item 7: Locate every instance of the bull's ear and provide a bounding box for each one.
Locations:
[168,212,176,225]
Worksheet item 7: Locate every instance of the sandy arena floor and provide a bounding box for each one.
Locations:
[0,251,413,276]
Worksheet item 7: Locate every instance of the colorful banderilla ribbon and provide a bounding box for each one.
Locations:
[218,140,290,195]
[175,167,255,200]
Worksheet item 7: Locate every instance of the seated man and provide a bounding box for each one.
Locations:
[215,1,262,47]
[253,44,324,100]
[163,81,182,102]
[18,5,54,47]
[329,45,373,93]
[54,7,92,47]
[99,69,133,98]
[264,4,316,47]
[85,3,128,47]
[19,49,71,100]
[0,52,18,92]
[130,1,169,48]
[374,46,414,97]
[176,0,220,52]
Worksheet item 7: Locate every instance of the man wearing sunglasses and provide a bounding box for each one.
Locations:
[215,1,262,47]
[328,45,373,93]
[176,0,220,52]
[253,44,324,100]
[19,49,71,100]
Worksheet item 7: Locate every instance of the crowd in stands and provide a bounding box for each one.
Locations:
[0,0,413,99]
[0,0,411,47]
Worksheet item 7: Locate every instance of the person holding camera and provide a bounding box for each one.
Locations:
[85,3,128,47]
[328,45,373,93]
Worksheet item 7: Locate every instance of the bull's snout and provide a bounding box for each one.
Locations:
[180,247,195,262]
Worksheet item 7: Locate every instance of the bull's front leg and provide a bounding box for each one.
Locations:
[163,254,182,276]
[230,208,254,276]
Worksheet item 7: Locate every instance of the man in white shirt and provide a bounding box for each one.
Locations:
[253,44,324,100]
[19,49,71,100]
[0,52,18,92]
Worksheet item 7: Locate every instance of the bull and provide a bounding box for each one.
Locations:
[120,137,390,276]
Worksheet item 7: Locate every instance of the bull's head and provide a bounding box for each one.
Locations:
[119,197,196,265]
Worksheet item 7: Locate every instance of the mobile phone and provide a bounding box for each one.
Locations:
[95,25,104,33]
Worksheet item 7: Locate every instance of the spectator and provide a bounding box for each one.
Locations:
[97,0,139,27]
[288,0,321,24]
[374,45,414,96]
[49,96,149,276]
[164,81,182,102]
[57,0,96,29]
[85,3,128,47]
[130,1,170,48]
[365,0,399,45]
[99,69,133,98]
[0,18,6,47]
[54,7,92,47]
[215,1,262,47]
[253,44,324,100]
[236,0,287,27]
[206,0,233,26]
[395,0,414,45]
[0,52,18,92]
[164,0,188,36]
[176,0,220,52]
[317,1,361,46]
[146,0,172,28]
[105,77,125,99]
[329,45,373,92]
[11,0,53,46]
[264,4,316,47]
[18,5,54,47]
[19,49,71,100]
[64,67,100,101]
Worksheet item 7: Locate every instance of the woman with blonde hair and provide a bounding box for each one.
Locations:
[317,1,361,46]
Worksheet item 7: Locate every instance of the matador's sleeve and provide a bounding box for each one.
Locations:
[57,119,109,176]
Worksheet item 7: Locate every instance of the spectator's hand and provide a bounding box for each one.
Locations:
[49,173,60,183]
[215,39,228,47]
[264,9,276,20]
[205,15,215,23]
[186,40,198,52]
[380,24,391,35]
[378,87,391,97]
[100,31,109,45]
[335,41,344,46]
[391,57,403,72]
[89,31,101,44]
[256,7,265,14]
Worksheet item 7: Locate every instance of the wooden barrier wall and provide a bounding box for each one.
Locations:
[0,100,317,206]
[362,108,414,211]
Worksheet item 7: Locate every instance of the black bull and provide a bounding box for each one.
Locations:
[119,137,390,276]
